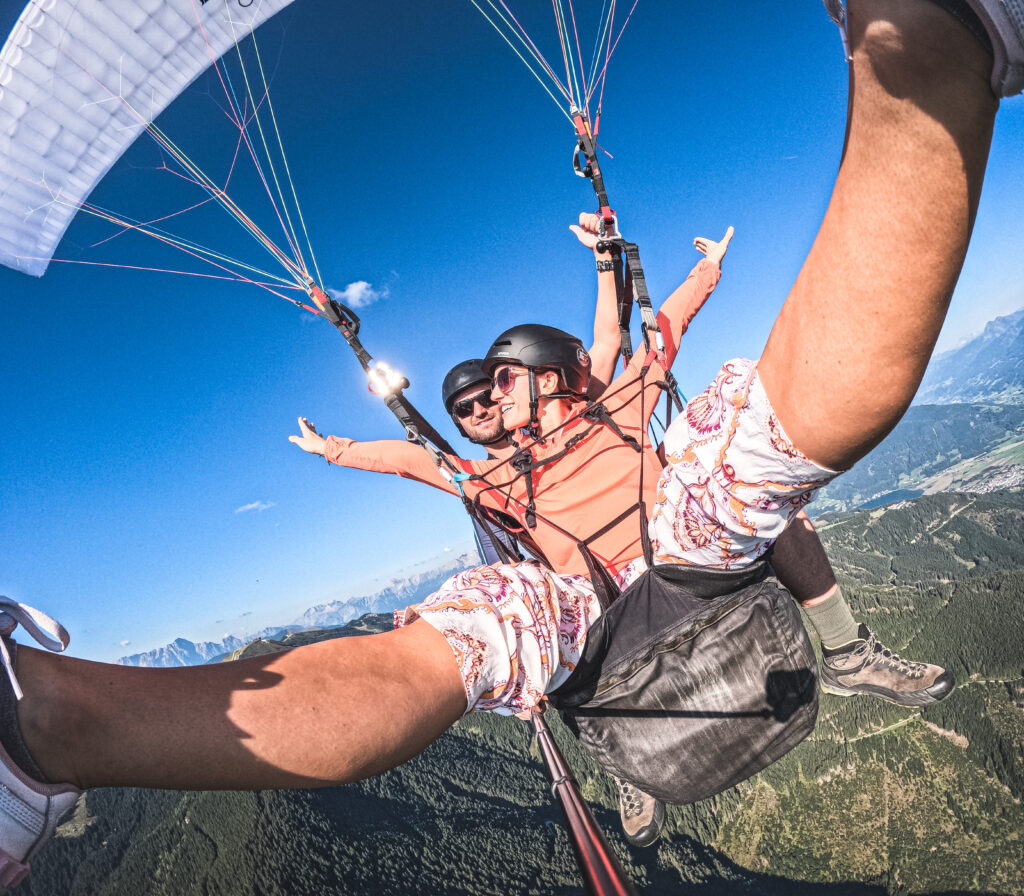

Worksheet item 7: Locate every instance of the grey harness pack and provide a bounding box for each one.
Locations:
[549,559,819,805]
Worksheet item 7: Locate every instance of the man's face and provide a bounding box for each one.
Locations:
[451,382,506,445]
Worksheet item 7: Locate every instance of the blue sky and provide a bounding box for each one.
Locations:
[2,1,1023,661]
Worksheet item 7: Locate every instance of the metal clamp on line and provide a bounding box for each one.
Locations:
[368,360,408,398]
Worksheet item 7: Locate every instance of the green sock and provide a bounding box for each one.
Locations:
[802,587,860,650]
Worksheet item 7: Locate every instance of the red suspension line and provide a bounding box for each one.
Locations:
[215,91,311,270]
[146,108,308,285]
[87,191,217,250]
[592,0,616,132]
[175,2,313,277]
[69,185,303,296]
[131,106,309,286]
[40,256,301,298]
[207,71,311,274]
[62,48,306,288]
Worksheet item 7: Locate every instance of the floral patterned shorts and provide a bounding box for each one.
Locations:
[395,561,614,716]
[650,357,840,569]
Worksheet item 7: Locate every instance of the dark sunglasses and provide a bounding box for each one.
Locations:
[452,389,497,419]
[492,366,527,395]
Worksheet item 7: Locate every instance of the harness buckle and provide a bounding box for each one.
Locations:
[367,360,408,398]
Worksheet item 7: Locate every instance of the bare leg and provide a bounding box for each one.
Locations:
[15,619,466,790]
[759,0,998,471]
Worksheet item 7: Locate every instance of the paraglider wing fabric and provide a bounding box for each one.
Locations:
[0,0,297,276]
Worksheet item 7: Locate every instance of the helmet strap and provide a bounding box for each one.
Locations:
[524,369,580,442]
[527,371,543,442]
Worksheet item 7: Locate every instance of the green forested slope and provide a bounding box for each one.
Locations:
[25,491,1024,895]
[705,493,1024,893]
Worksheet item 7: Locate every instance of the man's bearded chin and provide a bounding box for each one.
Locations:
[468,422,508,446]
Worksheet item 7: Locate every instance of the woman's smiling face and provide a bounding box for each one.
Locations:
[491,365,567,433]
[490,364,532,430]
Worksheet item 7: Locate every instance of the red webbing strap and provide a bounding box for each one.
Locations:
[572,111,615,228]
[531,711,639,896]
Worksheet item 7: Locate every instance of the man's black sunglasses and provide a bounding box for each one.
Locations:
[452,389,497,419]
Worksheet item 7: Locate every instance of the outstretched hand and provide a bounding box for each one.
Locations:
[693,226,735,268]
[289,416,327,456]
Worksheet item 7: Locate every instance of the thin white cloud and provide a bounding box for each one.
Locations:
[235,501,276,514]
[119,639,131,647]
[328,280,388,309]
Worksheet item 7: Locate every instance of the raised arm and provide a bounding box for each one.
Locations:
[569,212,622,397]
[656,226,733,369]
[571,217,734,390]
[289,417,459,496]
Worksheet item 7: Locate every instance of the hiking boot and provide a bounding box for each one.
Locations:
[615,777,665,847]
[820,624,955,706]
[0,742,80,893]
[0,596,70,700]
[0,596,78,893]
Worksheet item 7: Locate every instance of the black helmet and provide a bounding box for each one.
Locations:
[441,359,490,413]
[483,324,591,396]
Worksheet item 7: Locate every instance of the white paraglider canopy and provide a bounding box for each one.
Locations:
[0,0,297,276]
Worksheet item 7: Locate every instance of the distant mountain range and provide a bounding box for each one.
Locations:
[812,401,1024,513]
[117,551,477,667]
[117,636,248,668]
[813,307,1024,514]
[917,307,1024,405]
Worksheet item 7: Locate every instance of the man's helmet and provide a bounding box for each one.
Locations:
[482,324,591,397]
[441,359,505,446]
[441,359,490,414]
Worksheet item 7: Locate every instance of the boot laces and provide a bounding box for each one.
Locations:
[860,630,926,679]
[617,778,646,819]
